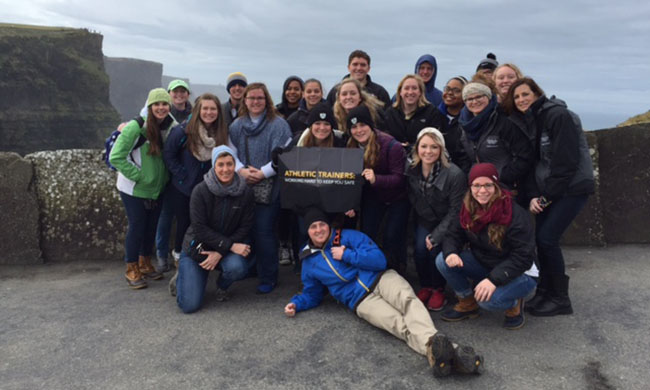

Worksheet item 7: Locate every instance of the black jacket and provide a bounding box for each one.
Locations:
[521,96,595,200]
[383,103,470,172]
[182,180,255,256]
[326,74,391,107]
[222,100,240,127]
[459,109,534,189]
[442,202,535,286]
[407,162,466,245]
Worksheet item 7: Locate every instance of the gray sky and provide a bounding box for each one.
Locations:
[4,0,649,129]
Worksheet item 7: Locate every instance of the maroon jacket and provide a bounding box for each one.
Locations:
[364,130,407,204]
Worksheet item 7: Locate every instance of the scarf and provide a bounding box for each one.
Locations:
[459,189,513,233]
[419,160,441,195]
[459,95,497,142]
[192,123,217,162]
[203,167,246,197]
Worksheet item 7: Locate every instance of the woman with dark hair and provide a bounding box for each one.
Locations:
[345,105,409,273]
[229,83,292,294]
[333,77,384,134]
[176,146,254,313]
[458,81,533,192]
[406,128,466,311]
[437,76,471,173]
[275,76,304,119]
[286,78,326,136]
[436,163,536,329]
[163,93,230,270]
[506,77,594,317]
[109,88,176,289]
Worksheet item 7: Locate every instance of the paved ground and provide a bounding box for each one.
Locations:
[2,245,649,389]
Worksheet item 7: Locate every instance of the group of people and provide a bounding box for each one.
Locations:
[108,49,593,377]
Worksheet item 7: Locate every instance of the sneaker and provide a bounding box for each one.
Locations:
[169,271,178,297]
[172,250,181,268]
[279,246,292,265]
[215,288,230,302]
[426,288,447,311]
[416,287,433,303]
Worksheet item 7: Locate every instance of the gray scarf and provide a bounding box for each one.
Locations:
[203,168,247,197]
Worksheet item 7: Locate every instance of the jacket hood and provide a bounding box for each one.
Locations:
[415,54,438,92]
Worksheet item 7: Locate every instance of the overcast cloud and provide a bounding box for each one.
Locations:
[3,0,649,129]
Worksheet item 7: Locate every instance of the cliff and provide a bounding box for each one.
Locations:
[0,24,120,155]
[105,57,163,121]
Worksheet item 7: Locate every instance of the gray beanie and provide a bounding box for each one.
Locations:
[462,83,492,102]
[416,127,445,149]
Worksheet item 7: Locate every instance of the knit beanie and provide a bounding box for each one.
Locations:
[167,79,190,93]
[304,208,330,229]
[416,127,446,149]
[468,163,499,185]
[476,53,498,72]
[211,145,236,167]
[307,102,337,129]
[227,72,248,91]
[462,83,492,102]
[346,104,375,130]
[146,88,172,107]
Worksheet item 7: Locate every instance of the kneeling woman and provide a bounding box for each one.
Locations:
[284,209,483,378]
[176,146,254,314]
[436,163,536,329]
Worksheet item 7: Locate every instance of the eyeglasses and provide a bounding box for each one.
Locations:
[443,87,462,94]
[246,96,265,101]
[465,95,487,104]
[471,183,495,190]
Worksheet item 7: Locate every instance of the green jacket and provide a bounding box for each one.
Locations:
[109,116,175,199]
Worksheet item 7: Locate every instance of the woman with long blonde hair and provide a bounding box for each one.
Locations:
[436,163,536,330]
[333,77,384,134]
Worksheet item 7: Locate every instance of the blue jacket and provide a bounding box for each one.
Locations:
[415,54,443,107]
[163,121,212,197]
[290,229,387,312]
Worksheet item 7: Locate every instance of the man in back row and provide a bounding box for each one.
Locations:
[326,49,391,107]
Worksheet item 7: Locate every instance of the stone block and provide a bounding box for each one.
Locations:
[0,152,42,264]
[26,149,126,262]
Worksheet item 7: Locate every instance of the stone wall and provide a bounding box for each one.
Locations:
[0,124,648,264]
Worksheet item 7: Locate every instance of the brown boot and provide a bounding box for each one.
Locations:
[125,262,147,289]
[138,256,164,280]
[441,296,479,322]
[504,298,525,330]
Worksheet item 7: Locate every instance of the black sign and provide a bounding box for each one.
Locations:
[278,147,364,213]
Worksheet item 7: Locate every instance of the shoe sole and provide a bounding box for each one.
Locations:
[429,334,454,378]
[142,273,164,281]
[454,345,484,375]
[427,299,448,312]
[528,306,573,317]
[441,311,480,322]
[126,278,147,290]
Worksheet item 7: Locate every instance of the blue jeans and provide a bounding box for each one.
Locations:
[360,197,410,266]
[413,225,445,289]
[252,198,281,286]
[435,250,536,311]
[536,195,589,275]
[176,252,250,314]
[155,185,175,259]
[119,191,162,263]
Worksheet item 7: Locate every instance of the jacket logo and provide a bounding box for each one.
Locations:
[486,136,499,146]
[351,117,357,125]
[319,113,326,119]
[420,118,426,123]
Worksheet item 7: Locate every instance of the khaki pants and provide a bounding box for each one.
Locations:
[355,269,437,355]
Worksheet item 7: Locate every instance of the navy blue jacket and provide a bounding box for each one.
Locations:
[163,122,212,197]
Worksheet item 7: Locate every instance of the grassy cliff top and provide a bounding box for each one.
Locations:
[0,23,94,37]
[618,111,650,127]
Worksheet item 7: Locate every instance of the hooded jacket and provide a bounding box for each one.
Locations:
[109,115,175,199]
[442,201,535,286]
[290,229,386,312]
[276,76,304,119]
[520,96,595,201]
[414,55,443,107]
[182,169,254,256]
